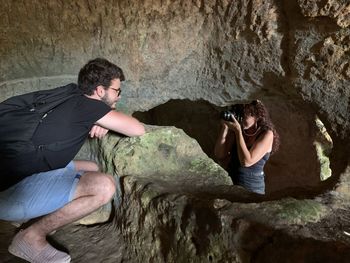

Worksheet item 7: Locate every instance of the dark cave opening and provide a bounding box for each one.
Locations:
[134,99,222,160]
[133,99,335,195]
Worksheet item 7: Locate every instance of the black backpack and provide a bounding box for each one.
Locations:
[0,83,83,189]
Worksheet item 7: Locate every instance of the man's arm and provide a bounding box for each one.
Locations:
[95,110,145,137]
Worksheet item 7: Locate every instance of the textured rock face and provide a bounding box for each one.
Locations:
[0,0,284,108]
[76,127,350,262]
[291,17,350,138]
[1,0,349,192]
[73,126,233,225]
[1,0,350,261]
[0,1,349,138]
[95,126,231,187]
[298,0,350,28]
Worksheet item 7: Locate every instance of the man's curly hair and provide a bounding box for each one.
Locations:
[78,58,125,95]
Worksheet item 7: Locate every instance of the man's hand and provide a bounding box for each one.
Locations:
[89,125,109,139]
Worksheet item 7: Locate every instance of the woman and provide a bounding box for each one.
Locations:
[214,100,279,194]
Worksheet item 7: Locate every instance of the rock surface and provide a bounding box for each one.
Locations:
[298,0,350,28]
[0,0,349,138]
[1,0,350,262]
[1,0,349,192]
[1,127,350,262]
[83,127,350,261]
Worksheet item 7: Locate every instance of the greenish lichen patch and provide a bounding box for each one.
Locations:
[314,142,332,181]
[99,126,231,185]
[274,198,329,224]
[314,116,333,181]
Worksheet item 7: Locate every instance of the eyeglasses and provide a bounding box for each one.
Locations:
[109,87,121,96]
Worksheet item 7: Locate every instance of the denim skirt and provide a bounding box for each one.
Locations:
[237,171,265,194]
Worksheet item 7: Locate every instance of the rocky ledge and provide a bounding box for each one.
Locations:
[74,127,350,262]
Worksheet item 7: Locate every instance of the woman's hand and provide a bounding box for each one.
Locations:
[89,125,109,139]
[224,115,241,134]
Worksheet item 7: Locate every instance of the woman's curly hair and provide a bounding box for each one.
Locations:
[242,100,280,154]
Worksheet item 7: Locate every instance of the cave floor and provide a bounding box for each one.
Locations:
[286,208,350,248]
[1,208,350,263]
[0,220,124,263]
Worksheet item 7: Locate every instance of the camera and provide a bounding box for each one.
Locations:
[220,105,244,123]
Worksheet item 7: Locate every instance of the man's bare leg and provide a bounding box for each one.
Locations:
[13,169,116,252]
[10,161,100,229]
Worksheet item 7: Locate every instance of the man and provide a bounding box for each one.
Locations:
[0,58,145,263]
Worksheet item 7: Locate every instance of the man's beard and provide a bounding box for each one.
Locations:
[101,94,115,108]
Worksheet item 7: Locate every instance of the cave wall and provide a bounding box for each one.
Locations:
[0,0,349,191]
[0,0,285,108]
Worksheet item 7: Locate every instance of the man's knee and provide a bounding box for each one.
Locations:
[101,174,116,201]
[96,174,116,204]
[75,172,116,203]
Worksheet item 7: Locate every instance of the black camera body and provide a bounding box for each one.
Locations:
[220,105,244,123]
[220,111,234,121]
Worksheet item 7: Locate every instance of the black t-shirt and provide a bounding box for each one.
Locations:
[31,95,111,168]
[0,95,111,191]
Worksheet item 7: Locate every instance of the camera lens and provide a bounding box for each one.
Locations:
[220,110,233,121]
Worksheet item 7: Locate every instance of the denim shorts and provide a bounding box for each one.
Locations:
[237,171,265,195]
[0,161,81,221]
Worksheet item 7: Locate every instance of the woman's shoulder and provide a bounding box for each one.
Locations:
[258,129,273,140]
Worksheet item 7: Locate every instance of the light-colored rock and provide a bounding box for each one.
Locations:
[97,126,232,187]
[292,27,350,138]
[298,0,350,28]
[76,203,112,225]
[0,0,350,261]
[76,126,231,224]
[74,126,348,262]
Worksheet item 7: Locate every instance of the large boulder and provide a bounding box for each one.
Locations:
[74,126,350,262]
[1,0,350,261]
[75,126,232,224]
